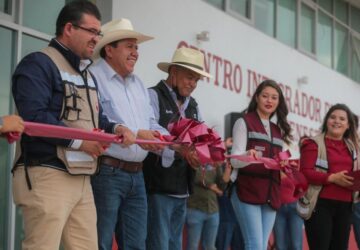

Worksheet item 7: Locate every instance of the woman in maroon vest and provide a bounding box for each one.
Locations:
[230,80,292,250]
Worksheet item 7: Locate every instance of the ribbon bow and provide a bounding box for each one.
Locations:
[164,118,226,165]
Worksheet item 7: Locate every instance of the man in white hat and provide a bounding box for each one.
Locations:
[89,18,168,250]
[143,47,212,250]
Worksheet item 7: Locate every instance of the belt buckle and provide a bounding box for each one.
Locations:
[124,162,140,173]
[120,161,133,173]
[133,163,140,173]
[118,160,126,170]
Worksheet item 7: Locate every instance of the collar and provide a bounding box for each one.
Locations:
[50,39,93,73]
[162,80,190,104]
[97,58,135,83]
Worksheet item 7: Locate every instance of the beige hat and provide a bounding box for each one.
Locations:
[93,18,153,59]
[158,47,212,78]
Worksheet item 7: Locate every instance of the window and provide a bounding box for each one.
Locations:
[0,0,10,14]
[204,0,224,9]
[318,0,332,14]
[276,0,296,47]
[351,6,360,34]
[21,35,49,59]
[317,11,332,67]
[334,22,349,75]
[0,25,14,250]
[351,35,360,82]
[23,0,66,34]
[334,0,348,25]
[300,3,316,54]
[201,0,360,82]
[229,0,250,18]
[254,0,275,36]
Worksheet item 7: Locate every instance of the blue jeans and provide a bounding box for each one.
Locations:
[273,201,303,250]
[186,208,219,250]
[146,194,186,250]
[91,164,147,250]
[230,191,276,250]
[216,195,244,250]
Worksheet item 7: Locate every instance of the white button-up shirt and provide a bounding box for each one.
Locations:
[90,58,168,162]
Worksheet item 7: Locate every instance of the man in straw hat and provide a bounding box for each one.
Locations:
[90,18,168,250]
[11,1,135,249]
[143,47,212,250]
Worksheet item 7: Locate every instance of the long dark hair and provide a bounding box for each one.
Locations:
[321,103,359,150]
[247,80,292,144]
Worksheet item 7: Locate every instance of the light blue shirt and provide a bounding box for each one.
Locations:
[90,58,168,162]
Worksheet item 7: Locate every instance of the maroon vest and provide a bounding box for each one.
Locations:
[236,112,283,210]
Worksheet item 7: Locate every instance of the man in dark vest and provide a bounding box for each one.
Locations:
[144,47,212,250]
[11,2,134,249]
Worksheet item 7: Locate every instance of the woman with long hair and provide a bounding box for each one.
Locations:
[230,79,292,250]
[300,103,359,250]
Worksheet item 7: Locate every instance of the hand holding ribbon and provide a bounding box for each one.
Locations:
[136,129,166,152]
[79,140,109,159]
[165,118,226,166]
[227,150,308,201]
[5,122,175,146]
[114,125,136,146]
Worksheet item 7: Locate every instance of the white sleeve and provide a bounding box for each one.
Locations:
[70,139,83,149]
[229,118,251,181]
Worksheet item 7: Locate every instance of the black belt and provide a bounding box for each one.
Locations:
[99,156,143,173]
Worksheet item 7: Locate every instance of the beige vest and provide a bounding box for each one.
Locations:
[15,47,100,175]
[297,133,359,219]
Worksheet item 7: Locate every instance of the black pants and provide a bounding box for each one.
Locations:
[305,198,352,250]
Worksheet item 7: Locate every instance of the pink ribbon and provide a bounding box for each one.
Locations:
[227,150,296,171]
[6,132,20,143]
[5,120,309,202]
[165,118,226,165]
[6,122,175,145]
[227,151,308,202]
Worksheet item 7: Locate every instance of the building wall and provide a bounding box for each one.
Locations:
[109,0,360,149]
[0,0,358,249]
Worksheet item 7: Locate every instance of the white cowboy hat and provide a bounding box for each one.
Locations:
[157,47,212,78]
[93,18,153,59]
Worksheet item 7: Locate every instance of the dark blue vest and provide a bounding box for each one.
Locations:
[143,81,198,195]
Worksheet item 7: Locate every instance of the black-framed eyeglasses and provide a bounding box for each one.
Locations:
[72,23,103,38]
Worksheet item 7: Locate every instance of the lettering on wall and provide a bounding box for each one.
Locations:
[177,41,335,141]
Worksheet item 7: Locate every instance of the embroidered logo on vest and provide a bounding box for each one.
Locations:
[165,109,173,114]
[254,145,266,152]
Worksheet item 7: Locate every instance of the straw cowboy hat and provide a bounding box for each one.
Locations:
[93,18,153,59]
[157,47,212,78]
